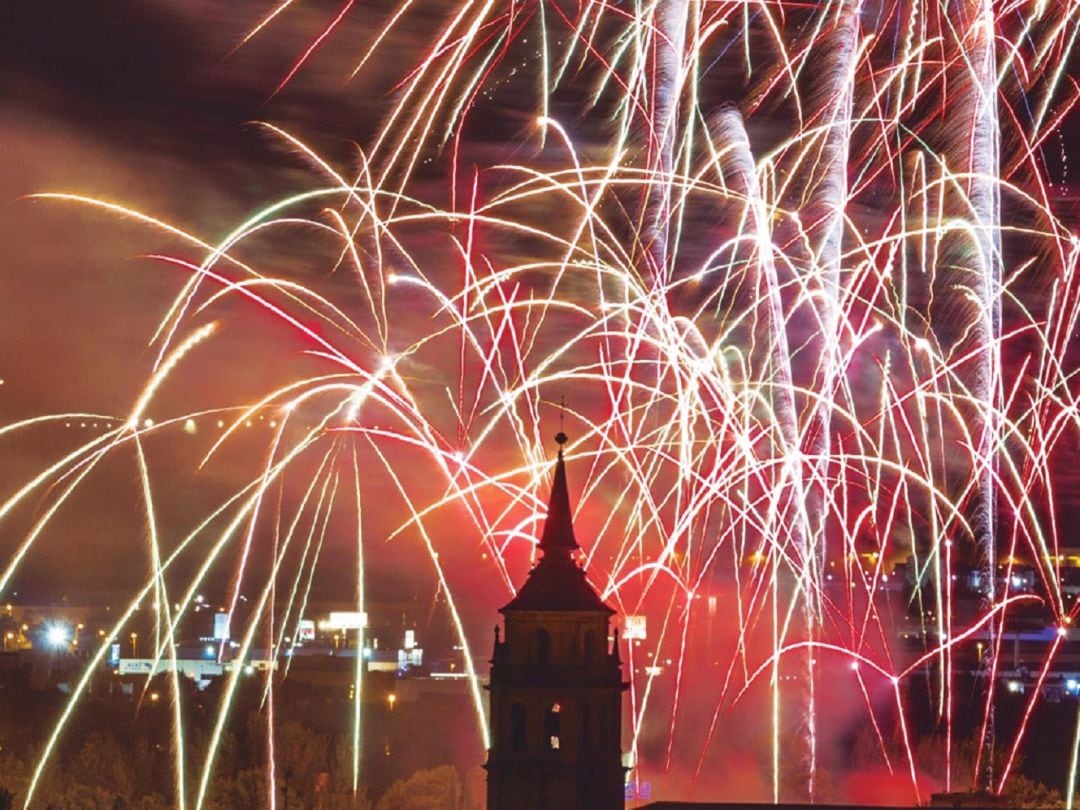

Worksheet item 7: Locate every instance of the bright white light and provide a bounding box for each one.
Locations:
[46,625,69,648]
[1007,680,1022,693]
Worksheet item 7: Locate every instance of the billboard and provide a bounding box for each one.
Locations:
[321,611,367,630]
[119,659,156,674]
[298,619,316,641]
[624,615,647,640]
[213,612,230,642]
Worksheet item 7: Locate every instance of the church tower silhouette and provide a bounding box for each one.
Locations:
[485,432,627,810]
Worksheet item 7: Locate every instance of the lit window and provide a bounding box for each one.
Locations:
[546,702,561,750]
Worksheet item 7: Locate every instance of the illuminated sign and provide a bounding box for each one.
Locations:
[213,613,230,642]
[624,615,647,640]
[321,611,367,630]
[118,658,225,678]
[298,619,315,641]
[119,659,155,674]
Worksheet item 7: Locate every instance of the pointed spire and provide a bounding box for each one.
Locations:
[500,430,612,614]
[538,431,580,553]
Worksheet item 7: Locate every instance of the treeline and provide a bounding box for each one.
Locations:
[0,730,475,809]
[0,680,478,809]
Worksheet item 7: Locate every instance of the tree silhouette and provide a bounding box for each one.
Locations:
[375,766,472,810]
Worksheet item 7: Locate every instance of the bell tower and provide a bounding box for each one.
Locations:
[485,432,626,810]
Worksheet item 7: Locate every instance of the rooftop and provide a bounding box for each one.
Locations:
[501,435,613,615]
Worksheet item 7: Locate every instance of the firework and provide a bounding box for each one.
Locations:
[3,0,1079,807]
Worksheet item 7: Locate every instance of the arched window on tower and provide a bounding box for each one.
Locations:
[583,630,597,664]
[529,629,551,668]
[598,703,607,750]
[546,702,562,750]
[581,703,593,751]
[510,703,527,751]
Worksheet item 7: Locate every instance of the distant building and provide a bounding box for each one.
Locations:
[639,800,1004,810]
[928,791,1012,808]
[485,433,627,810]
[638,804,921,810]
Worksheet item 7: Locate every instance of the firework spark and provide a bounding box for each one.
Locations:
[3,1,1079,807]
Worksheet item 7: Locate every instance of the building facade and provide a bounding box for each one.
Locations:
[486,433,627,810]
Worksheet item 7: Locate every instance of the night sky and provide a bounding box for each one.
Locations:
[2,3,1080,802]
[3,1,1077,593]
[0,1,440,599]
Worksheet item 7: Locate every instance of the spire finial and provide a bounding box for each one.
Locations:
[555,397,568,449]
[538,406,579,553]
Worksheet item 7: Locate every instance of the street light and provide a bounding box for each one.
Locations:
[130,632,138,657]
[45,624,70,650]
